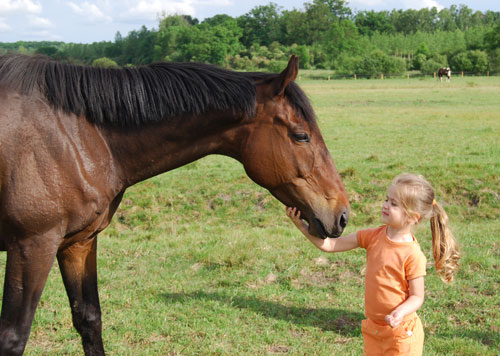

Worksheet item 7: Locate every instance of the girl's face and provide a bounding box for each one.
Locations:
[381,185,409,228]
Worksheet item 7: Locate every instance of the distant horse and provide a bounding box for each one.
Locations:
[438,67,451,82]
[0,54,349,355]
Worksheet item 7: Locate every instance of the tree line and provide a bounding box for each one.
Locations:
[1,0,500,77]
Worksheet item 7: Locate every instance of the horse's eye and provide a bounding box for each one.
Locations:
[293,132,310,143]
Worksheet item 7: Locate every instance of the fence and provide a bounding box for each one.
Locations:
[298,71,500,81]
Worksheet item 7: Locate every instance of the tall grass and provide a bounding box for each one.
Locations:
[1,76,499,355]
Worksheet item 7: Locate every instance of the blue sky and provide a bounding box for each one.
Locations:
[0,0,499,44]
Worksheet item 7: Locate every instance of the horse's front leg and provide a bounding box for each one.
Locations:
[57,236,105,356]
[0,234,59,356]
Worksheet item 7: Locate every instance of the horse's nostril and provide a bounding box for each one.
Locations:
[339,211,348,229]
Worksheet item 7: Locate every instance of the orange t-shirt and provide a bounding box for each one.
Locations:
[357,225,427,324]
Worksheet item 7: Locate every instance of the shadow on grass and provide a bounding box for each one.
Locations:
[433,328,500,351]
[159,291,363,337]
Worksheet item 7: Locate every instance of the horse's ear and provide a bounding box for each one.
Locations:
[273,55,299,98]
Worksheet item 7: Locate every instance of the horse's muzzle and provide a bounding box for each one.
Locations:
[312,207,349,239]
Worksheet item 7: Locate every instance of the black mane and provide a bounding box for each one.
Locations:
[0,54,315,127]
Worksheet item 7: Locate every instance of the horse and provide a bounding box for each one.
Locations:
[438,67,451,82]
[0,54,349,355]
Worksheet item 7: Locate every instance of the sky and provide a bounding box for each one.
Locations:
[0,0,499,44]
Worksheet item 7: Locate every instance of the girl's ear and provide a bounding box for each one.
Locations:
[410,213,421,225]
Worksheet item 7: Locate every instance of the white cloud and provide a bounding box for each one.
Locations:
[402,0,443,10]
[349,0,386,7]
[28,15,53,29]
[349,0,444,11]
[0,16,11,31]
[0,0,42,14]
[67,1,112,23]
[120,0,233,21]
[121,0,194,21]
[25,29,61,40]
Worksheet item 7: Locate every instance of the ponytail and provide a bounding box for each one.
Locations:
[430,201,460,283]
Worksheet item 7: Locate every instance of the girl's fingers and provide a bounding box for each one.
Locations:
[286,207,302,221]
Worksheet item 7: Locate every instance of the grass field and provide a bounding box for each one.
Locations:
[1,76,499,355]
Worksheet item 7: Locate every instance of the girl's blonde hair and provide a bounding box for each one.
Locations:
[391,173,460,282]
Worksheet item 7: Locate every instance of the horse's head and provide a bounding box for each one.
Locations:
[239,56,349,238]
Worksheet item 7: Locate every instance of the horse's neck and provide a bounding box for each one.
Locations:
[102,113,246,187]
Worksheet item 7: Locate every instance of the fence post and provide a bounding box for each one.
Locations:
[407,73,410,80]
[381,73,384,80]
[328,75,330,80]
[487,71,490,77]
[461,72,464,77]
[433,72,436,79]
[354,73,357,80]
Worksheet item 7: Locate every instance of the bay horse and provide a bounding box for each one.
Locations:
[0,54,349,355]
[438,67,451,82]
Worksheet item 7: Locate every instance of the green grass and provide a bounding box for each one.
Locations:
[1,76,499,355]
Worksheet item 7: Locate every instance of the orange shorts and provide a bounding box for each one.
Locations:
[361,313,424,356]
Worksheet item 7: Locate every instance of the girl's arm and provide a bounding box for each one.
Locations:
[385,276,425,328]
[286,207,359,252]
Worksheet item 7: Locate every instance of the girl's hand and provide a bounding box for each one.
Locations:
[385,310,403,328]
[286,207,308,231]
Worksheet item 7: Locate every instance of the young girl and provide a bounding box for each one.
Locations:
[286,173,460,356]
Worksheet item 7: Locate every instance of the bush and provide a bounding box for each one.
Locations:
[354,50,407,77]
[229,54,253,70]
[421,59,444,74]
[488,48,500,72]
[412,53,427,70]
[450,50,489,73]
[450,51,472,71]
[291,45,311,69]
[333,53,362,73]
[267,59,288,73]
[468,50,488,73]
[92,57,119,68]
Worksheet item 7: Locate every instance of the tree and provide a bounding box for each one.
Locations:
[454,5,474,31]
[416,7,439,32]
[35,46,59,57]
[303,0,337,44]
[390,9,420,34]
[355,10,394,36]
[282,9,309,45]
[316,0,351,19]
[172,19,243,66]
[322,19,361,64]
[120,26,156,65]
[437,8,458,31]
[450,51,472,71]
[468,50,488,72]
[484,24,500,51]
[156,15,192,61]
[237,3,284,47]
[416,42,430,57]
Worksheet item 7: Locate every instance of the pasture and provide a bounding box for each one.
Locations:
[1,76,499,355]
